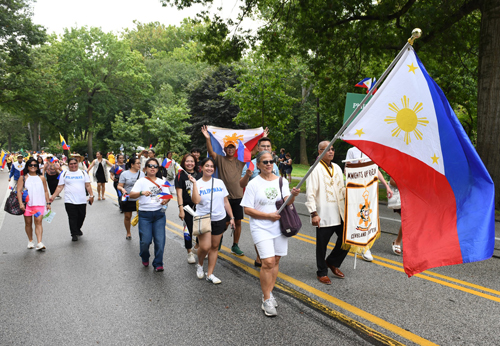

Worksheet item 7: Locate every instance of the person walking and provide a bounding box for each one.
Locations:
[50,157,94,241]
[278,148,286,178]
[44,154,62,196]
[129,158,170,272]
[201,125,246,256]
[241,151,299,316]
[282,153,293,183]
[87,151,112,200]
[175,153,202,264]
[110,154,127,212]
[8,154,26,189]
[306,141,348,284]
[117,157,144,240]
[190,157,235,284]
[36,155,45,175]
[6,153,13,171]
[18,158,51,251]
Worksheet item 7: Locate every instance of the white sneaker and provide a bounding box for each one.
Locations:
[262,293,278,308]
[196,264,204,279]
[261,298,277,317]
[27,241,34,249]
[187,252,196,264]
[206,274,221,284]
[36,242,46,251]
[362,249,373,262]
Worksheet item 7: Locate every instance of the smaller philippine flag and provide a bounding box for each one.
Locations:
[162,158,172,169]
[1,150,7,169]
[342,47,495,276]
[159,192,173,200]
[60,134,70,150]
[355,77,377,94]
[162,182,172,187]
[114,166,123,175]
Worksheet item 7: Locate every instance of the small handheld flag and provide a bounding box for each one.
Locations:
[114,166,123,175]
[162,182,172,187]
[355,78,377,94]
[60,134,70,150]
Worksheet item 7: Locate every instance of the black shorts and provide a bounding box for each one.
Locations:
[211,219,227,236]
[225,198,243,221]
[122,200,138,213]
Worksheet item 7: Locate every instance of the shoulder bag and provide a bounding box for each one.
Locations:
[192,178,213,236]
[4,179,24,216]
[275,177,302,237]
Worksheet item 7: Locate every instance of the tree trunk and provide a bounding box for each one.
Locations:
[299,130,308,165]
[477,0,500,210]
[87,106,94,160]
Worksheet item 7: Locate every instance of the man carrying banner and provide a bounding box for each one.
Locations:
[306,141,348,284]
[345,146,393,262]
[201,125,247,256]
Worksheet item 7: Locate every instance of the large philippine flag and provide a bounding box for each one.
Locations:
[207,126,264,158]
[342,47,495,277]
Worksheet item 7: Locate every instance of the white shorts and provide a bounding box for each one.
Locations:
[255,235,288,259]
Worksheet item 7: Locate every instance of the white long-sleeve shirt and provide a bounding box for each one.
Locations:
[305,160,345,227]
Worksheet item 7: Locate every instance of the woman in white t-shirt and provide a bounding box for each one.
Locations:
[18,158,51,251]
[129,158,171,272]
[190,157,235,285]
[50,157,94,241]
[241,151,299,317]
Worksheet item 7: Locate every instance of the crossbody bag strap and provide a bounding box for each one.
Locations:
[145,176,161,188]
[210,178,214,217]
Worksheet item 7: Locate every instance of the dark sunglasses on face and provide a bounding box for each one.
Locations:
[261,160,273,165]
[147,164,158,169]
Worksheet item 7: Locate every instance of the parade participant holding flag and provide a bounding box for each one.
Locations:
[175,153,202,264]
[306,141,348,284]
[9,154,26,189]
[129,158,171,272]
[87,151,112,200]
[110,154,126,212]
[201,125,266,257]
[18,158,50,251]
[118,157,144,240]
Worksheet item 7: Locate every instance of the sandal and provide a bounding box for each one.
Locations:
[392,242,402,256]
[98,196,101,201]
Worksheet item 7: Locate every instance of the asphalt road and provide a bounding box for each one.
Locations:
[0,170,499,346]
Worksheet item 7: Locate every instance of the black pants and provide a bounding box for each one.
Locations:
[184,210,194,250]
[65,203,87,236]
[113,181,122,211]
[46,174,59,195]
[316,223,348,277]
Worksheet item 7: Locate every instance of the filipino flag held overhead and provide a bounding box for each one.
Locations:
[207,126,264,158]
[342,47,495,277]
[60,134,70,150]
[355,77,377,94]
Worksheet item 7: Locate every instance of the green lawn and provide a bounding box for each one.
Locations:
[290,164,310,178]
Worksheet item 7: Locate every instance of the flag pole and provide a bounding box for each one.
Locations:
[277,28,422,214]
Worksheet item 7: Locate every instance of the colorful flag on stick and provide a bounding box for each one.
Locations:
[113,166,123,175]
[237,140,254,171]
[1,150,7,169]
[60,134,70,150]
[342,47,495,277]
[355,77,377,94]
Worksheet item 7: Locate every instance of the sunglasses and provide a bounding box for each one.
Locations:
[147,164,159,169]
[28,164,38,167]
[261,160,273,165]
[319,147,335,152]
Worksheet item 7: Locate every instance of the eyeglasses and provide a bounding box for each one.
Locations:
[319,147,335,152]
[261,160,273,165]
[28,164,38,167]
[147,164,158,169]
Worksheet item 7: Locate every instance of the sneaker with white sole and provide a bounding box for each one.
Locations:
[36,242,46,251]
[196,264,204,279]
[262,293,278,308]
[362,249,373,262]
[261,298,277,317]
[206,274,221,284]
[27,241,34,249]
[187,252,196,264]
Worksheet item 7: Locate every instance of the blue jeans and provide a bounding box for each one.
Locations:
[138,209,166,268]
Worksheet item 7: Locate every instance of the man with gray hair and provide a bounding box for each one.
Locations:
[305,141,348,284]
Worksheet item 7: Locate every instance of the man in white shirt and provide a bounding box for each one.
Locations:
[345,146,393,262]
[306,141,348,284]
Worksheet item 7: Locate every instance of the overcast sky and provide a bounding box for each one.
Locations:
[32,0,259,35]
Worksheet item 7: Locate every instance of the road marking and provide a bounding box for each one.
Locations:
[165,222,433,345]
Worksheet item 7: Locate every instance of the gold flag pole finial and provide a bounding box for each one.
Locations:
[408,28,422,46]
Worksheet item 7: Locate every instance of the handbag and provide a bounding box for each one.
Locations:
[192,178,213,236]
[4,190,23,216]
[275,177,302,237]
